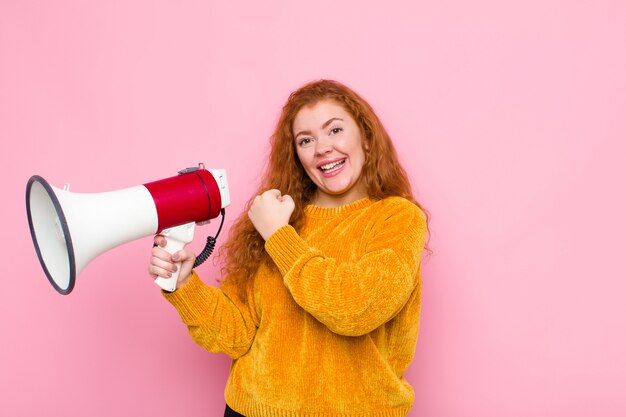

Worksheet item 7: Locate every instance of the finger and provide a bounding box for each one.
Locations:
[168,250,196,286]
[150,254,178,273]
[148,261,175,278]
[280,194,294,204]
[170,249,197,263]
[153,235,167,247]
[263,189,282,199]
[149,265,173,278]
[151,247,173,262]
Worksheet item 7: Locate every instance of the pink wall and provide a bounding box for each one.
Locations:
[1,1,625,416]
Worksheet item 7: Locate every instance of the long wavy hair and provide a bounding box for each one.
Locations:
[219,80,430,296]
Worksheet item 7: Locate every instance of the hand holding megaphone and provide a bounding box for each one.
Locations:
[149,233,197,291]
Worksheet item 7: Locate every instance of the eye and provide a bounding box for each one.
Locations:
[297,137,314,147]
[329,126,343,135]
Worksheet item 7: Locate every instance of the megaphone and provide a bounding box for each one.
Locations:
[26,163,230,294]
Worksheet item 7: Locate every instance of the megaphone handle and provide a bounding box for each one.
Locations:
[154,222,196,292]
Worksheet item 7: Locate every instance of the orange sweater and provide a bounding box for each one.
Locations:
[164,197,427,417]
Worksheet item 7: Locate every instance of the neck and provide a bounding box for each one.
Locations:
[312,184,368,208]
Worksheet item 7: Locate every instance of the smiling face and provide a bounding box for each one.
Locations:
[293,100,368,208]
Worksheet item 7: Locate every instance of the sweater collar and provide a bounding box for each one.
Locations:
[304,197,374,218]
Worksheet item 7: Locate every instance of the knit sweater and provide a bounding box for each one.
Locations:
[163,197,427,417]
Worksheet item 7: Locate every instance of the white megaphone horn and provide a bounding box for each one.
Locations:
[26,163,230,295]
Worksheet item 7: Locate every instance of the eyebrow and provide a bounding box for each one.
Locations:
[294,117,344,139]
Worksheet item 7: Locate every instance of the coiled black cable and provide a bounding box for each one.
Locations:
[193,208,226,268]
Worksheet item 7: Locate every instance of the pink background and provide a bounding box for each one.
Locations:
[1,1,625,416]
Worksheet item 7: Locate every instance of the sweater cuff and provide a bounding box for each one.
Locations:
[162,271,215,324]
[264,225,312,277]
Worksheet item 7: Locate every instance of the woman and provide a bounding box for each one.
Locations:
[149,79,429,417]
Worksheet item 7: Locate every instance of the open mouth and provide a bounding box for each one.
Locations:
[319,159,346,173]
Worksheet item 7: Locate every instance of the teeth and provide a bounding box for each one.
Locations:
[320,160,345,171]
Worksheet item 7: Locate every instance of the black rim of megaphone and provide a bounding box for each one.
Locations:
[26,175,76,295]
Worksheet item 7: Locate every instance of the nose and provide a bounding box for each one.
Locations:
[314,136,332,156]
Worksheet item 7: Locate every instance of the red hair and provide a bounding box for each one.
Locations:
[219,80,430,296]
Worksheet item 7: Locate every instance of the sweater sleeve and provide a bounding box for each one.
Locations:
[264,199,427,337]
[162,271,258,359]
